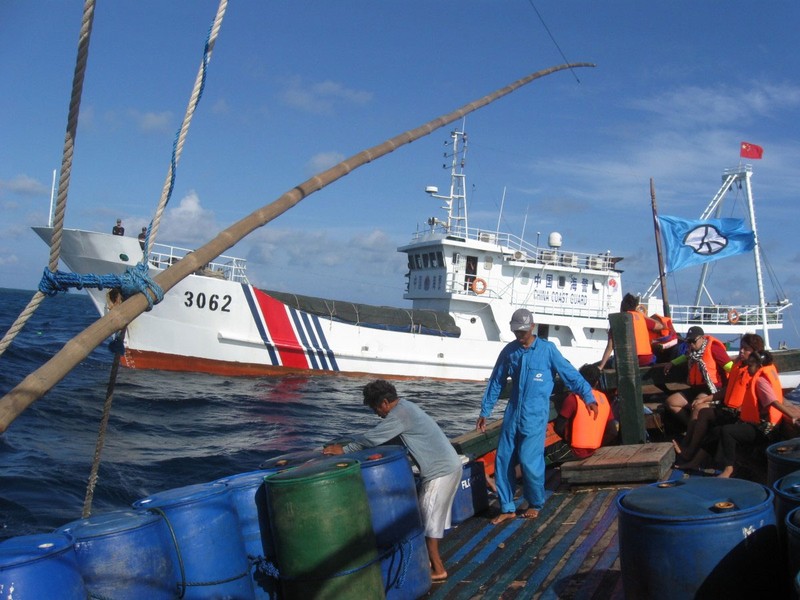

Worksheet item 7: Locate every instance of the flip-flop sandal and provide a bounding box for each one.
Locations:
[520,509,540,519]
[431,573,448,583]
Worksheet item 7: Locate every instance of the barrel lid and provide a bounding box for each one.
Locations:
[266,456,360,485]
[348,445,408,467]
[56,510,159,539]
[619,478,770,519]
[258,450,323,470]
[768,439,800,460]
[132,481,227,510]
[775,472,800,498]
[216,469,275,489]
[0,533,74,568]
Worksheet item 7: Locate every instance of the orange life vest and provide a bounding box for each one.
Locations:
[628,311,652,357]
[687,336,727,388]
[723,360,751,410]
[649,314,677,344]
[570,389,611,451]
[739,364,783,426]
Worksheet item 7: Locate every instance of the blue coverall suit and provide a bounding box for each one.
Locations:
[480,336,595,514]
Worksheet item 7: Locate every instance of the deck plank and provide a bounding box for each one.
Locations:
[425,472,629,599]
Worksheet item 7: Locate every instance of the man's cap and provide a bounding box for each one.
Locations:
[141,227,147,232]
[682,326,705,342]
[116,218,121,224]
[510,308,534,332]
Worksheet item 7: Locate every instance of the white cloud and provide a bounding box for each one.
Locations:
[280,76,373,115]
[306,151,346,174]
[0,254,19,266]
[0,175,49,197]
[158,191,218,246]
[127,109,173,133]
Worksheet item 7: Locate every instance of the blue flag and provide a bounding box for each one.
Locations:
[657,215,755,273]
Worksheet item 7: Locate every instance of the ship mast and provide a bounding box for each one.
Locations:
[426,127,469,236]
[693,165,770,346]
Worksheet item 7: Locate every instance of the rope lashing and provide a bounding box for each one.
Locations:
[38,263,164,309]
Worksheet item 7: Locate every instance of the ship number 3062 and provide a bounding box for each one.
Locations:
[184,291,232,312]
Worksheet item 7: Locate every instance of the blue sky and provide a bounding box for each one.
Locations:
[1,1,799,349]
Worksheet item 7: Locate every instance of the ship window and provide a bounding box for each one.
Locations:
[429,252,437,267]
[437,251,444,267]
[520,270,530,285]
[408,256,414,270]
[423,253,430,268]
[558,276,566,288]
[415,255,423,269]
[593,280,602,291]
[483,256,493,270]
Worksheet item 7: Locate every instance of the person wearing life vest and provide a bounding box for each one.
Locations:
[679,349,800,478]
[553,364,617,461]
[673,333,762,465]
[662,326,733,426]
[649,313,680,362]
[597,294,662,370]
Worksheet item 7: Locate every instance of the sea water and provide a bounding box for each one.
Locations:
[0,288,487,540]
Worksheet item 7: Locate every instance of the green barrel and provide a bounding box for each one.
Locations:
[265,456,384,600]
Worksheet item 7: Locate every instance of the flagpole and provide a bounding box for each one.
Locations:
[650,178,670,317]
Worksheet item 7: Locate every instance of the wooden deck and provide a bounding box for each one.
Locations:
[424,467,630,599]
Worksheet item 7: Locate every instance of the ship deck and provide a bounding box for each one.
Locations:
[425,467,627,599]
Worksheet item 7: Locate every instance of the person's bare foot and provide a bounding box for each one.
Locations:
[431,571,448,582]
[520,508,540,519]
[491,511,516,525]
[717,466,734,478]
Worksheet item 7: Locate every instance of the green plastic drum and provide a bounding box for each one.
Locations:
[265,456,384,600]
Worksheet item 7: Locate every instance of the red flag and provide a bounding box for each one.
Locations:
[740,141,763,159]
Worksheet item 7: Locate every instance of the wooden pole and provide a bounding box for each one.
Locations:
[0,62,595,433]
[650,178,670,317]
[609,312,646,444]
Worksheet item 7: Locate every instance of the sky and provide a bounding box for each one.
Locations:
[1,1,799,349]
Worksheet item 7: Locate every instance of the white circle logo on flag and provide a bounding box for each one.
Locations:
[683,225,728,255]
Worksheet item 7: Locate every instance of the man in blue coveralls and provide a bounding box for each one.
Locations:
[476,308,597,524]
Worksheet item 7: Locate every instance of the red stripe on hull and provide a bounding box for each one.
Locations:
[252,289,310,369]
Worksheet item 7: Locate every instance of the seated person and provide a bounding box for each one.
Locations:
[662,326,732,427]
[673,333,762,464]
[552,364,618,462]
[598,294,663,370]
[679,349,798,478]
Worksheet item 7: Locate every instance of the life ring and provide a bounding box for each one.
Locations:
[471,278,487,295]
[727,309,740,324]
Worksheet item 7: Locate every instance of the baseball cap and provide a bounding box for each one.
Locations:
[682,326,704,342]
[510,308,534,332]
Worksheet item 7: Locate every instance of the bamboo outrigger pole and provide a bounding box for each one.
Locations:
[0,62,595,432]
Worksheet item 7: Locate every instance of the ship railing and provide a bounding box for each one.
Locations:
[410,224,619,270]
[147,243,249,283]
[668,301,790,328]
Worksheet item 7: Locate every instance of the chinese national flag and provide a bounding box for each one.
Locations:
[740,141,764,159]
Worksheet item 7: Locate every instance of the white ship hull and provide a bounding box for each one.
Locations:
[33,227,609,381]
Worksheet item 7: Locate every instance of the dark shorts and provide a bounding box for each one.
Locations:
[684,385,712,403]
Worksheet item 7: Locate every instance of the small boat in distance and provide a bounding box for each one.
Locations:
[33,129,790,381]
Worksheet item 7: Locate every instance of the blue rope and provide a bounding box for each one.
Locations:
[38,263,164,309]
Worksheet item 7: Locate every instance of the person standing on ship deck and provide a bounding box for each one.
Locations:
[112,218,124,236]
[477,308,597,524]
[323,379,461,583]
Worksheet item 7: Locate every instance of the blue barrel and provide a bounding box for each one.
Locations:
[617,478,782,599]
[216,470,281,599]
[0,533,86,598]
[775,472,800,542]
[767,438,800,484]
[56,510,180,599]
[258,450,322,471]
[450,459,489,525]
[786,506,800,597]
[133,482,253,599]
[349,446,431,599]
